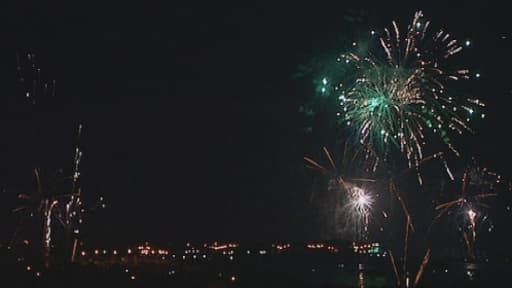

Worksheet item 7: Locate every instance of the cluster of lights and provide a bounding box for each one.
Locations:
[136,245,169,256]
[82,245,170,257]
[208,242,239,251]
[327,246,339,253]
[352,242,385,256]
[306,243,339,253]
[272,243,291,251]
[184,249,200,254]
[306,243,325,249]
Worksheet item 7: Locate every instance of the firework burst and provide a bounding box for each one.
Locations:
[434,161,502,259]
[304,147,378,241]
[346,184,374,241]
[319,11,484,169]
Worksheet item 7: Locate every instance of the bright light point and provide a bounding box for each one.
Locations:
[357,195,369,206]
[231,276,236,282]
[371,30,375,35]
[352,42,357,46]
[475,73,480,78]
[350,186,373,216]
[322,78,328,85]
[26,266,31,271]
[336,112,341,116]
[131,275,136,280]
[321,87,326,93]
[465,40,471,47]
[36,272,40,277]
[481,114,486,119]
[468,109,473,114]
[468,209,476,220]
[416,22,421,28]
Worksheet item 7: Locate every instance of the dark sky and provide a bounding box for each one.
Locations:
[2,1,512,243]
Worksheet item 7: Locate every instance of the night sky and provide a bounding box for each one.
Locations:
[2,1,512,244]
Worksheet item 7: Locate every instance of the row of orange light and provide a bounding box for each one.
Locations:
[306,244,325,249]
[326,246,339,253]
[273,244,291,250]
[139,249,169,256]
[81,248,169,256]
[208,243,239,250]
[352,242,379,251]
[306,244,340,253]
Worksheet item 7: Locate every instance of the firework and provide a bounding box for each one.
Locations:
[305,147,377,241]
[12,124,85,268]
[319,11,484,169]
[434,161,501,259]
[347,185,374,241]
[9,52,93,268]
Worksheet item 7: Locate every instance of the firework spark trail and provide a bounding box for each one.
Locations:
[389,250,401,287]
[403,215,411,280]
[414,248,431,286]
[43,200,59,268]
[463,232,473,259]
[390,182,414,232]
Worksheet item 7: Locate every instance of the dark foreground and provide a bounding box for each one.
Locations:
[2,250,511,287]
